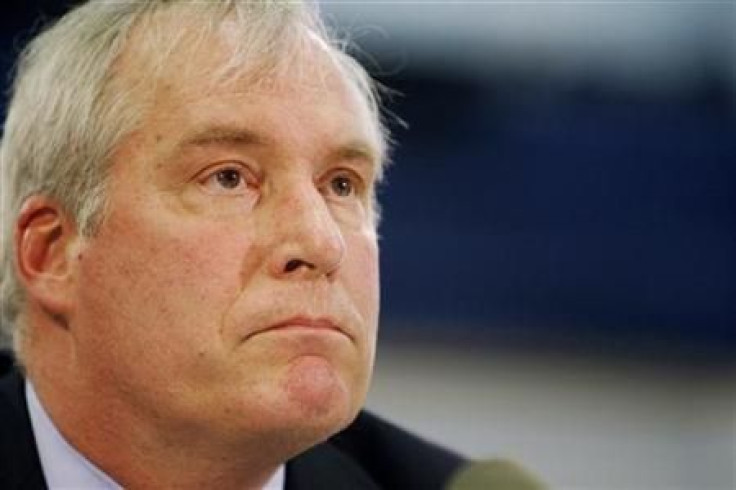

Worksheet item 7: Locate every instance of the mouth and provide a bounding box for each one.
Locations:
[247,316,353,342]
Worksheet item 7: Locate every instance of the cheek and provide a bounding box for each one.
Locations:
[345,230,380,323]
[76,212,255,357]
[342,230,380,407]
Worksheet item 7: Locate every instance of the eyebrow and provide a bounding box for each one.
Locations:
[328,141,381,170]
[174,125,272,152]
[170,124,382,174]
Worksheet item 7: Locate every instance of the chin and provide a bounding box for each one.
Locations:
[275,356,364,440]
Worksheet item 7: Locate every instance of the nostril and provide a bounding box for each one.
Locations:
[284,259,315,273]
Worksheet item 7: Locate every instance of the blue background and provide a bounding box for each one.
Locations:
[2,1,734,364]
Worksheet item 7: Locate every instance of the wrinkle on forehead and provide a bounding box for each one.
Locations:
[109,6,385,171]
[119,10,339,104]
[122,5,336,90]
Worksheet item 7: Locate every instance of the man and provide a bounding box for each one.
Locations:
[0,1,464,488]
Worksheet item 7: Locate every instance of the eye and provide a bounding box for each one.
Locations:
[329,175,355,197]
[214,168,243,190]
[199,164,255,195]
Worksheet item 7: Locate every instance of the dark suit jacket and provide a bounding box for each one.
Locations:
[0,357,464,489]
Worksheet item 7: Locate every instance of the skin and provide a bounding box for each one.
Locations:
[16,19,382,490]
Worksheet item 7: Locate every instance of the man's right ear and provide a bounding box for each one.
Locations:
[14,196,80,324]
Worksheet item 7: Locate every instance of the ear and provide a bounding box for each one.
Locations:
[14,196,80,325]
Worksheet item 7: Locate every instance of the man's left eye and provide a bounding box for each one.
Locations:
[214,168,243,190]
[330,175,354,197]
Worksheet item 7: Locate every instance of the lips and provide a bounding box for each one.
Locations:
[246,316,352,342]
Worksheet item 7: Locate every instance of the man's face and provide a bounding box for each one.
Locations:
[68,33,381,448]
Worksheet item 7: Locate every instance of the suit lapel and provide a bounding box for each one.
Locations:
[0,370,48,489]
[1,362,381,490]
[285,440,381,490]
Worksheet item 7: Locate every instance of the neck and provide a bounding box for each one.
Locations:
[32,371,285,489]
[23,330,291,489]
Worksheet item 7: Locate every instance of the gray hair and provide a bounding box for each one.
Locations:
[0,0,387,352]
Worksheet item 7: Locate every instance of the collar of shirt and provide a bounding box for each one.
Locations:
[26,380,285,489]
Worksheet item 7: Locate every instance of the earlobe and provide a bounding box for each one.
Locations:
[15,196,80,323]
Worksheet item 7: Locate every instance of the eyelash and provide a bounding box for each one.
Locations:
[199,164,257,195]
[323,170,365,200]
[197,165,366,201]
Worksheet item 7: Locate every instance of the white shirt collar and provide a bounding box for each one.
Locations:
[26,380,285,489]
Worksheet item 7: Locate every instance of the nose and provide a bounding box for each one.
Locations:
[267,184,346,280]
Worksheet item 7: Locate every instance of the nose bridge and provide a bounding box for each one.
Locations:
[269,178,345,276]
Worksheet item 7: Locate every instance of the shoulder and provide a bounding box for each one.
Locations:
[0,360,48,489]
[0,358,26,438]
[333,410,465,482]
[0,351,24,427]
[288,410,466,490]
[0,349,12,377]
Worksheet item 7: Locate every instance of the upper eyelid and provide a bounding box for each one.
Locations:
[324,166,368,185]
[196,161,259,182]
[321,168,368,197]
[192,161,371,190]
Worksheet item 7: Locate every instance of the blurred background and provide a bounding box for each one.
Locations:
[2,1,735,489]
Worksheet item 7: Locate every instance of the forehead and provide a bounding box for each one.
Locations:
[114,10,384,164]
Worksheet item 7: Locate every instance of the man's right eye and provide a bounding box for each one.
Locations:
[214,168,243,190]
[199,165,255,195]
